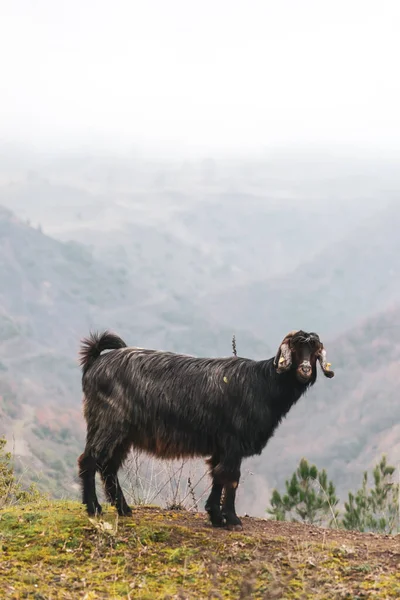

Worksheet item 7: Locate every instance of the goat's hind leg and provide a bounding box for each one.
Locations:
[78,451,102,516]
[99,442,132,517]
[100,463,132,517]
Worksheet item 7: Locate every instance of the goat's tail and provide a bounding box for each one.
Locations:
[79,330,127,374]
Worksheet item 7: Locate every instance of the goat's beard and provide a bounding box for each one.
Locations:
[295,370,314,384]
[295,359,316,384]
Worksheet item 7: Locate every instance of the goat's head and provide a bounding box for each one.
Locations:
[273,330,334,383]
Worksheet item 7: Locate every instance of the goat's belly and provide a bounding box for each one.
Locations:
[132,430,212,460]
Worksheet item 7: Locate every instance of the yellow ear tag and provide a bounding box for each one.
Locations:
[278,356,285,365]
[326,363,331,369]
[223,376,228,383]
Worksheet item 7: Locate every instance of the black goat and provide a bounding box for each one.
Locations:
[78,330,334,530]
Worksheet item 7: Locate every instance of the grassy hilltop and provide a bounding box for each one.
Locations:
[0,500,399,599]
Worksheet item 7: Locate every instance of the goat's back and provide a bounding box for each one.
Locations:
[83,346,260,406]
[82,347,271,445]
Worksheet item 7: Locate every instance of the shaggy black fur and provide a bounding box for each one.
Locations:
[78,329,334,530]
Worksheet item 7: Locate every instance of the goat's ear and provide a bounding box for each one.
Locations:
[274,330,298,373]
[317,347,335,378]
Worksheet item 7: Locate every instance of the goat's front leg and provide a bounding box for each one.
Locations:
[208,453,243,530]
[205,482,224,527]
[222,477,242,531]
[205,454,224,527]
[220,458,242,531]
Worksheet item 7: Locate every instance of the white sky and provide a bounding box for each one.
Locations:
[1,0,400,156]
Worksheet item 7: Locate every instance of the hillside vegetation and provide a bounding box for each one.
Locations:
[1,501,400,599]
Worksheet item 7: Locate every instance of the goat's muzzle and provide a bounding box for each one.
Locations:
[297,360,312,382]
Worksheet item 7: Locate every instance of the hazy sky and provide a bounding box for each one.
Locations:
[1,0,400,156]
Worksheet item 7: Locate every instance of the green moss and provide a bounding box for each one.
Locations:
[0,501,399,599]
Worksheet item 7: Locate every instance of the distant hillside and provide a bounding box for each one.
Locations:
[1,158,400,516]
[0,159,387,292]
[204,200,400,343]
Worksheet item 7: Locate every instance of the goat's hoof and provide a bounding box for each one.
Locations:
[87,504,102,517]
[118,507,133,517]
[223,513,243,531]
[206,505,225,528]
[211,520,225,528]
[227,523,243,532]
[209,514,225,528]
